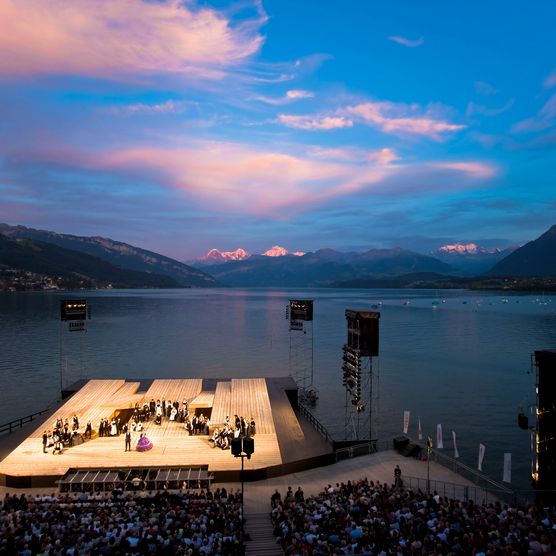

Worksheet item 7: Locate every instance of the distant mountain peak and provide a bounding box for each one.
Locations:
[200,248,251,263]
[436,243,501,255]
[262,245,304,257]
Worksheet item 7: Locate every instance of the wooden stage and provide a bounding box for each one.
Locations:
[0,377,334,488]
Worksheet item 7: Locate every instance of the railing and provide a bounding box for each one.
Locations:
[335,439,391,462]
[0,409,51,436]
[402,474,511,505]
[426,445,516,502]
[298,403,332,443]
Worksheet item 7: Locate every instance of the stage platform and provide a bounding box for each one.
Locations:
[0,377,334,488]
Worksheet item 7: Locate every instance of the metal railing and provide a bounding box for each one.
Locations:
[401,474,510,505]
[425,445,516,501]
[0,409,51,436]
[298,403,332,443]
[335,439,391,461]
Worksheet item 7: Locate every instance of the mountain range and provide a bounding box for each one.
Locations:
[431,243,516,275]
[201,247,454,287]
[0,224,216,289]
[487,225,556,277]
[1,223,555,290]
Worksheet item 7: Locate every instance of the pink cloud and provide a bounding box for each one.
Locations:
[252,89,314,106]
[286,90,314,100]
[345,101,465,139]
[8,139,496,216]
[367,148,399,165]
[0,0,264,81]
[278,114,353,130]
[388,35,424,48]
[431,162,496,179]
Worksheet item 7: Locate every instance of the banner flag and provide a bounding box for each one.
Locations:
[503,453,511,483]
[403,411,410,434]
[452,430,459,459]
[478,443,486,471]
[436,424,443,449]
[418,417,422,440]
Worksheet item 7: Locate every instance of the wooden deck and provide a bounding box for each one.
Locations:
[0,377,333,487]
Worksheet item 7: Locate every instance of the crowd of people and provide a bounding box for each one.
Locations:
[0,489,244,555]
[270,479,556,555]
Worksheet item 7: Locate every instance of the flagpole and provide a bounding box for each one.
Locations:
[426,436,433,494]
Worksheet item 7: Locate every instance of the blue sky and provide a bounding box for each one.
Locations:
[0,0,555,260]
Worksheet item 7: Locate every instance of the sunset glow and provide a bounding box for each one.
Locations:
[0,0,554,259]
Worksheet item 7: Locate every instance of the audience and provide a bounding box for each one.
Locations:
[0,489,243,555]
[270,478,556,555]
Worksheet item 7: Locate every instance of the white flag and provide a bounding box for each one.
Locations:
[503,453,511,483]
[418,417,422,440]
[403,411,410,434]
[436,424,443,449]
[478,443,486,471]
[452,430,459,459]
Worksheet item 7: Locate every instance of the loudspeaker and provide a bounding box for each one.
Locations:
[231,437,242,457]
[243,437,254,459]
[345,310,380,357]
[518,413,528,430]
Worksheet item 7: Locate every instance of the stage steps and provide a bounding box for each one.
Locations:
[245,513,282,556]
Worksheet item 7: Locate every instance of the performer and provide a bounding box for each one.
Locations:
[125,431,132,451]
[42,431,48,453]
[136,432,153,452]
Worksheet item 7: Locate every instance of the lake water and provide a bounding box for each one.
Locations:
[1,287,555,491]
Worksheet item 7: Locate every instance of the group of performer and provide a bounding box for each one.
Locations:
[42,414,87,455]
[42,402,257,455]
[209,414,256,450]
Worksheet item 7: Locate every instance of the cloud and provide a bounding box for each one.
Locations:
[431,162,496,180]
[5,139,496,217]
[0,0,265,82]
[277,100,463,139]
[286,90,314,100]
[512,93,556,133]
[345,101,465,139]
[474,81,498,96]
[388,35,424,48]
[543,69,556,89]
[110,100,188,116]
[278,114,353,130]
[252,89,314,105]
[466,99,514,117]
[367,148,399,165]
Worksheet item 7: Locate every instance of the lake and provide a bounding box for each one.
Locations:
[1,287,554,491]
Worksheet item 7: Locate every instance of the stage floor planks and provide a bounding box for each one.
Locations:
[0,377,331,486]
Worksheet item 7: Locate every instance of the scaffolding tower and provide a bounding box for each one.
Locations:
[342,310,380,441]
[286,300,317,404]
[59,299,90,391]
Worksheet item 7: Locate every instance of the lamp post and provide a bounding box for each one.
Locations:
[426,436,433,494]
[231,435,254,550]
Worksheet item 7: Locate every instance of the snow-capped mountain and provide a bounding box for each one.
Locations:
[195,245,304,265]
[198,248,251,264]
[433,242,514,274]
[436,243,501,255]
[262,245,305,257]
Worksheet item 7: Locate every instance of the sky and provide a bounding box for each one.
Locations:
[0,0,555,261]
